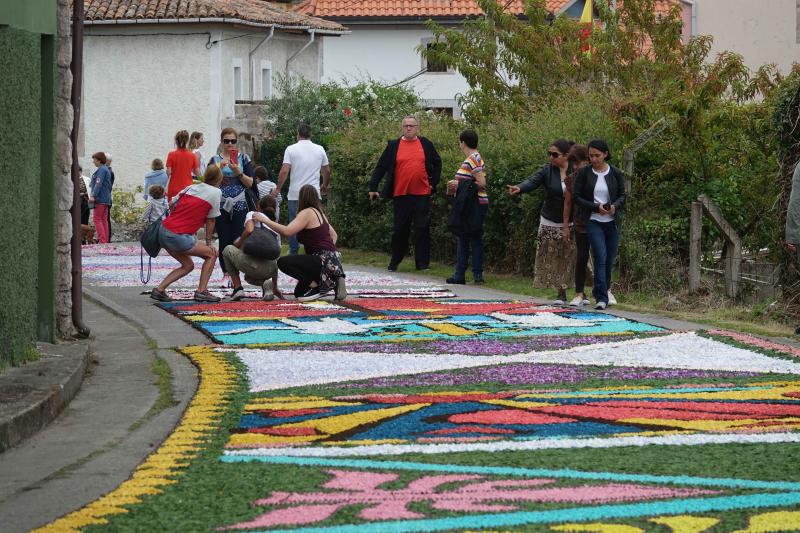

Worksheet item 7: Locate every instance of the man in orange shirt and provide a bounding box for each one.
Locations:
[369,116,442,271]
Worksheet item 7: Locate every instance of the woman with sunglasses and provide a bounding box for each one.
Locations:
[208,128,255,286]
[507,139,576,304]
[572,139,626,310]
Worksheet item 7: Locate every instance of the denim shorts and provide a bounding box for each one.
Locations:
[159,225,196,252]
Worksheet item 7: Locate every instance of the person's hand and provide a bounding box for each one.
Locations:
[608,205,616,215]
[273,286,285,300]
[321,183,329,196]
[598,203,611,215]
[788,243,797,254]
[209,245,218,258]
[88,196,95,202]
[230,161,241,175]
[562,227,570,241]
[369,191,380,201]
[446,179,458,197]
[269,187,279,198]
[506,185,521,195]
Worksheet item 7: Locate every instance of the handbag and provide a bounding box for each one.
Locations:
[242,225,281,259]
[140,218,162,258]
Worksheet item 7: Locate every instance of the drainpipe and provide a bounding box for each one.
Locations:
[285,30,315,74]
[70,0,90,337]
[249,25,275,100]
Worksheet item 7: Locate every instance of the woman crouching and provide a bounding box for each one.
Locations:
[253,184,346,302]
[150,165,223,303]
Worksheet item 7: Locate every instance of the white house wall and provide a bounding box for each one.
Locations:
[83,25,323,192]
[320,24,469,115]
[694,0,799,73]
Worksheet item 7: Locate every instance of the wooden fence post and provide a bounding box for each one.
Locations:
[697,194,742,298]
[689,201,702,293]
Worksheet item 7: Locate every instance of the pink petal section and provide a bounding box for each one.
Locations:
[220,504,342,529]
[323,469,399,491]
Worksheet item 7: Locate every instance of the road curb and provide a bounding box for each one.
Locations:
[0,340,90,452]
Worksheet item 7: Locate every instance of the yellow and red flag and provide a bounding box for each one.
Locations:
[578,0,593,54]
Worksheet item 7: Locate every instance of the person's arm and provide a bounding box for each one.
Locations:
[516,164,548,194]
[427,141,443,191]
[572,167,597,212]
[369,142,393,199]
[204,217,217,255]
[273,163,291,197]
[786,162,800,249]
[320,165,331,195]
[271,271,284,300]
[327,218,338,245]
[562,182,573,241]
[193,152,202,176]
[609,167,627,214]
[252,208,310,237]
[229,156,254,188]
[233,220,255,248]
[472,169,486,189]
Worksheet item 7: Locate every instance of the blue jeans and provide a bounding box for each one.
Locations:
[288,200,299,254]
[586,220,620,304]
[453,204,488,280]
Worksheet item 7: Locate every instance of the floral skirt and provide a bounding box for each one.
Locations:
[533,225,576,290]
[315,250,345,290]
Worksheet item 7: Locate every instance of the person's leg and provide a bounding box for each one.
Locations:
[222,245,244,289]
[574,231,590,295]
[452,236,468,281]
[390,196,413,268]
[586,221,608,304]
[604,223,621,290]
[81,197,89,225]
[93,204,110,243]
[188,242,219,293]
[472,205,488,281]
[413,196,431,269]
[216,214,231,273]
[287,200,300,254]
[107,203,113,241]
[158,248,194,291]
[278,255,321,297]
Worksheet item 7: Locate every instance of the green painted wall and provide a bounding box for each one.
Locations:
[0,0,57,35]
[0,19,57,367]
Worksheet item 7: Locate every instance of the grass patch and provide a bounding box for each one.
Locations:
[129,355,178,431]
[339,246,797,338]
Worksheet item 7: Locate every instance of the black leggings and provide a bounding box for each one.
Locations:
[216,209,247,273]
[575,231,590,293]
[277,254,322,297]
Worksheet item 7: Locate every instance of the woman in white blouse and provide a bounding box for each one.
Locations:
[572,139,626,310]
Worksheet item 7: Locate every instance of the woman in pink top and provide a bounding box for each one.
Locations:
[166,130,200,200]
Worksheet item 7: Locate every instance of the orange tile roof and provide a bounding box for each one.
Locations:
[295,0,679,19]
[83,0,346,31]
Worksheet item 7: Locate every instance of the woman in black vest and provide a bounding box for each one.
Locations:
[572,139,626,310]
[507,139,576,303]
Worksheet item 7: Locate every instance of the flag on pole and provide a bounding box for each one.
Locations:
[578,0,593,55]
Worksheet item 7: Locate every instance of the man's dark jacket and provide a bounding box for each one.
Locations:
[369,136,442,199]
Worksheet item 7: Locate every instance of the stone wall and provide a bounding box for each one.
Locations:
[55,0,74,338]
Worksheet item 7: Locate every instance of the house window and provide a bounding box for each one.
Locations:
[260,61,272,100]
[421,39,449,73]
[233,65,243,101]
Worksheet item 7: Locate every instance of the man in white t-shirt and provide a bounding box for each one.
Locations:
[273,123,331,254]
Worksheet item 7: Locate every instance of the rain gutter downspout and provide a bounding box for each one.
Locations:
[71,0,90,337]
[286,30,315,73]
[249,25,275,100]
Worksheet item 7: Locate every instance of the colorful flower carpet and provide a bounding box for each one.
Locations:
[39,253,800,532]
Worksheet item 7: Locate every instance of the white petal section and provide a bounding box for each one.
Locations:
[280,317,395,335]
[232,332,800,392]
[490,311,594,327]
[223,432,800,458]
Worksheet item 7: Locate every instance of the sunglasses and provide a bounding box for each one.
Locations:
[222,138,238,144]
[548,151,562,158]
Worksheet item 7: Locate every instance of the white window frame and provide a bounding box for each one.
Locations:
[420,37,453,74]
[232,58,243,101]
[260,60,273,100]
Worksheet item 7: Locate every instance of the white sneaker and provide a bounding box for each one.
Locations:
[595,301,607,310]
[569,295,585,307]
[608,291,617,306]
[553,299,565,305]
[262,279,275,301]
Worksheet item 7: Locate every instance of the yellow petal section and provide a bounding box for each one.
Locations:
[730,511,800,532]
[649,516,720,532]
[552,524,644,532]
